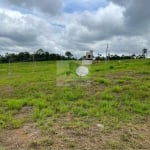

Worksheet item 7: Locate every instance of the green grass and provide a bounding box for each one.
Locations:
[0,59,150,129]
[94,77,110,85]
[0,147,6,150]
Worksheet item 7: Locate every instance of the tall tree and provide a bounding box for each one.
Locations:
[65,51,73,59]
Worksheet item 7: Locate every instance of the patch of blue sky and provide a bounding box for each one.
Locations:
[10,6,32,14]
[0,0,8,8]
[51,23,66,29]
[64,0,108,13]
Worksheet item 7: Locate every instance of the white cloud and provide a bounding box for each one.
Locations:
[0,8,63,54]
[55,3,125,54]
[0,0,150,56]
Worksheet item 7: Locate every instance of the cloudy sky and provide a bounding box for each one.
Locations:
[0,0,150,56]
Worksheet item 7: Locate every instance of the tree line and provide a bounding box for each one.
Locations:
[0,49,75,63]
[94,54,145,61]
[0,49,147,63]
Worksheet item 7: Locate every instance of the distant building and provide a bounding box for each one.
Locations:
[86,50,93,60]
[82,50,93,65]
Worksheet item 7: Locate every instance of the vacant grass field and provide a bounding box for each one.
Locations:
[0,59,150,149]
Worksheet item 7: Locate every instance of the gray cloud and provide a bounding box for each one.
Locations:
[60,3,125,45]
[51,1,150,56]
[108,0,130,6]
[6,0,63,15]
[110,0,150,35]
[124,1,150,28]
[0,11,38,45]
[0,8,62,54]
[0,0,150,57]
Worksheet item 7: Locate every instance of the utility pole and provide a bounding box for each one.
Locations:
[32,53,36,72]
[8,55,11,75]
[106,43,109,62]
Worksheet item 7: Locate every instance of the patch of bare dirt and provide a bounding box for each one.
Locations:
[0,123,40,150]
[83,82,106,98]
[0,115,150,150]
[45,122,150,150]
[0,85,16,98]
[15,106,33,120]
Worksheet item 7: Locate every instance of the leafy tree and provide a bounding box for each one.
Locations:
[17,52,30,61]
[65,51,73,59]
[35,49,47,61]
